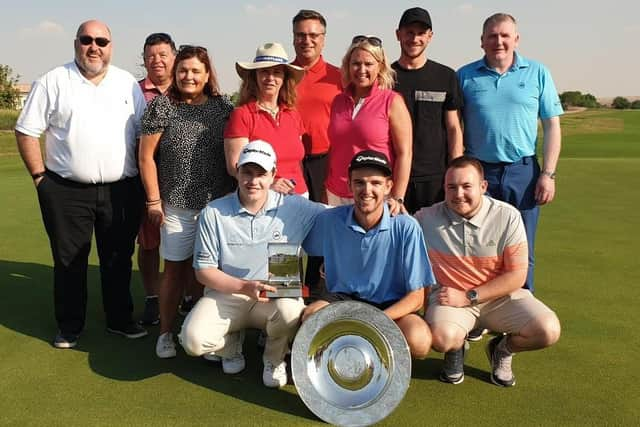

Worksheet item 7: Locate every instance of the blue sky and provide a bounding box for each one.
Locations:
[2,0,638,97]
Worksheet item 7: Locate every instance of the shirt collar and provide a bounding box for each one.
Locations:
[478,51,529,72]
[444,195,491,228]
[248,100,291,113]
[140,76,164,93]
[344,80,381,101]
[345,202,391,234]
[70,60,110,85]
[234,190,282,215]
[292,55,326,74]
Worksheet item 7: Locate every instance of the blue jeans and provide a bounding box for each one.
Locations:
[481,156,540,292]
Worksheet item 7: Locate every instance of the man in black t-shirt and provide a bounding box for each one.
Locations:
[392,7,464,213]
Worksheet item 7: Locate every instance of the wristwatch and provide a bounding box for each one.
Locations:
[541,170,556,179]
[466,289,479,306]
[31,171,45,180]
[395,198,404,204]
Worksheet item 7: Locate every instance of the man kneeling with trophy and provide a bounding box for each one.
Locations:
[302,150,435,359]
[179,140,325,388]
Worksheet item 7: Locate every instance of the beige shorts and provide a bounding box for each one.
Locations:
[424,286,555,335]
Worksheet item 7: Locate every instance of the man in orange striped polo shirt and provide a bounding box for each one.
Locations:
[415,156,561,387]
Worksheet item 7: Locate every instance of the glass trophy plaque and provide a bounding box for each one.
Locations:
[267,243,303,298]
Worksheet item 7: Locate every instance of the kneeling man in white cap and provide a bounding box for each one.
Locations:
[179,140,325,387]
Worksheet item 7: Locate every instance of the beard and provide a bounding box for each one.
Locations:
[75,52,109,79]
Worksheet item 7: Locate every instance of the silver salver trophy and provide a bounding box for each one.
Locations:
[266,242,304,298]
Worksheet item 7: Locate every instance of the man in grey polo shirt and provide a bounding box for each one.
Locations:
[179,140,325,388]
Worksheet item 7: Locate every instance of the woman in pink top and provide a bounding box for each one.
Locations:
[224,42,308,196]
[326,36,412,207]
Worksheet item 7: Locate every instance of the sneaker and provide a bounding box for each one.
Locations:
[486,335,516,387]
[203,353,221,362]
[138,296,159,326]
[53,331,79,349]
[107,322,148,339]
[439,341,469,384]
[156,332,177,358]
[222,353,246,374]
[178,296,195,316]
[263,360,288,388]
[467,327,489,342]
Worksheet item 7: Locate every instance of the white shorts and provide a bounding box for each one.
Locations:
[160,203,200,262]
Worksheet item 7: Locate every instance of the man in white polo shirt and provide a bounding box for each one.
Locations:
[415,156,561,386]
[179,140,325,388]
[15,19,148,349]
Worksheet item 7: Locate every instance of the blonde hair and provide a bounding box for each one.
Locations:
[237,67,297,108]
[340,40,396,90]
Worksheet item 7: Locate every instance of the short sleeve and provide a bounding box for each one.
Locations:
[444,70,463,111]
[401,218,435,291]
[223,105,253,138]
[538,65,564,119]
[193,206,220,270]
[15,80,50,137]
[141,95,173,135]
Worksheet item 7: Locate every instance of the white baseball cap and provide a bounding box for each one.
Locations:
[237,140,277,171]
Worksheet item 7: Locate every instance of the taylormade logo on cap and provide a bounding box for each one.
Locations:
[355,155,386,165]
[237,140,277,171]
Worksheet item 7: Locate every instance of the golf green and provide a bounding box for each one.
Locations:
[1,109,638,425]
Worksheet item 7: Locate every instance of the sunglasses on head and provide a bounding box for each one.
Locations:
[351,35,383,47]
[179,44,208,53]
[78,35,110,47]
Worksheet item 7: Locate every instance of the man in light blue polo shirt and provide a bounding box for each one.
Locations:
[457,13,563,292]
[179,140,325,388]
[302,150,435,359]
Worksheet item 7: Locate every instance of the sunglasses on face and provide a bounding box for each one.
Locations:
[77,35,110,47]
[351,35,383,47]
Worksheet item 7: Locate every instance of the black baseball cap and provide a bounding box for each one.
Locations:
[398,7,432,29]
[349,150,392,176]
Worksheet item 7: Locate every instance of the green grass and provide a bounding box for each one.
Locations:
[1,110,639,426]
[0,109,19,130]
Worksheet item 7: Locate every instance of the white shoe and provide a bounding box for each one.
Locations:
[203,352,221,362]
[222,353,246,374]
[156,332,176,359]
[263,360,287,388]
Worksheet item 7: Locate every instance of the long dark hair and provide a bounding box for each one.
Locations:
[167,45,221,102]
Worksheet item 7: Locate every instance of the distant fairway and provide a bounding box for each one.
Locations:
[1,109,638,426]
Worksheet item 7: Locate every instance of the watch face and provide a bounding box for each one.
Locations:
[467,290,478,301]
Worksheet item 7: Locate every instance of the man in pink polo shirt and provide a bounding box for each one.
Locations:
[291,9,342,299]
[415,156,561,387]
[137,33,176,325]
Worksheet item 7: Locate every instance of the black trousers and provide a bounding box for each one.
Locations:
[302,153,328,298]
[37,171,143,334]
[404,175,445,214]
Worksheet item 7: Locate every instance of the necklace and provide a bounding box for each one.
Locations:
[258,102,279,118]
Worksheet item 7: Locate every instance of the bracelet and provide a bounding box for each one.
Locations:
[145,199,161,206]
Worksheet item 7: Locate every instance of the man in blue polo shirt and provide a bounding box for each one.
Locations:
[179,140,325,388]
[457,13,563,293]
[302,150,434,359]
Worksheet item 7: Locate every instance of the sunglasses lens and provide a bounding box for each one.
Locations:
[95,38,110,47]
[78,36,110,47]
[351,35,382,47]
[352,35,367,44]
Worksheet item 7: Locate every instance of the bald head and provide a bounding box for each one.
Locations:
[76,20,111,38]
